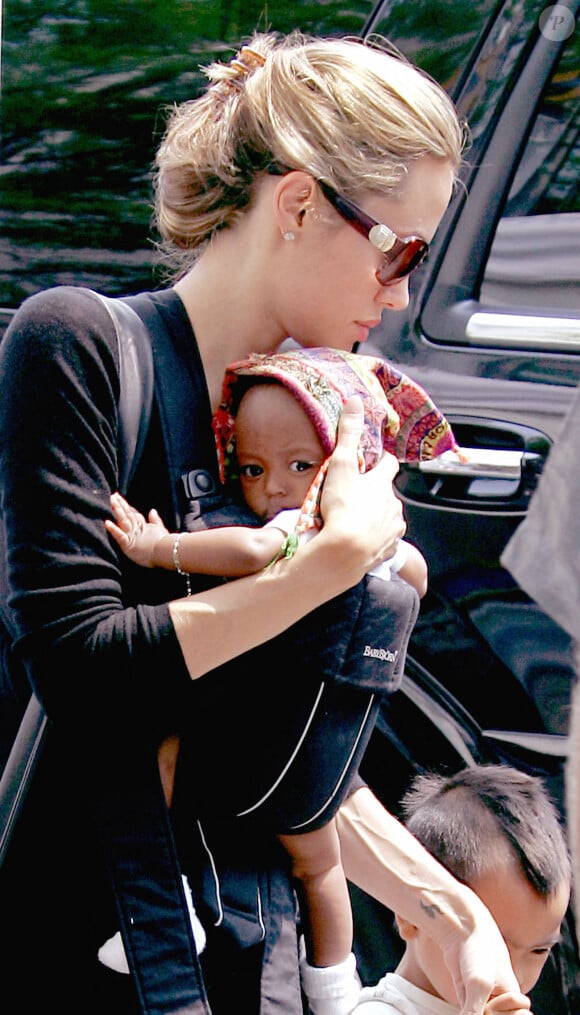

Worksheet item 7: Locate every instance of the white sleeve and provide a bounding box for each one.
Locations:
[368,539,410,582]
[387,539,409,574]
[264,508,318,545]
[263,508,301,534]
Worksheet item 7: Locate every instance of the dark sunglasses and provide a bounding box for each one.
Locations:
[317,180,429,287]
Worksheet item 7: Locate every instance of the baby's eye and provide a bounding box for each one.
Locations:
[532,946,552,957]
[289,460,318,474]
[239,463,264,478]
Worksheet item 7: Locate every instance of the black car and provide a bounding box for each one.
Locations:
[362,0,579,807]
[1,1,579,1011]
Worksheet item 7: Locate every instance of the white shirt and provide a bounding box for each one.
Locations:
[354,972,457,1015]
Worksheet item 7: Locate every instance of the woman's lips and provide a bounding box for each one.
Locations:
[355,320,381,342]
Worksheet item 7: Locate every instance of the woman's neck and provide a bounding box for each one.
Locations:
[174,252,285,412]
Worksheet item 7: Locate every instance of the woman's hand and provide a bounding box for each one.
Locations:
[440,887,531,1015]
[320,396,406,574]
[105,491,170,567]
[484,994,533,1014]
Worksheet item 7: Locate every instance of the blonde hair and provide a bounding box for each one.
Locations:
[153,30,467,276]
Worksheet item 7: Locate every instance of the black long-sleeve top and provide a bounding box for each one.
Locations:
[0,284,311,1014]
[0,285,193,730]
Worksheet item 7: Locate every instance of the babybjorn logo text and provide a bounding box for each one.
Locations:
[363,645,398,663]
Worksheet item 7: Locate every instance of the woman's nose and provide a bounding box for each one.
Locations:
[377,277,410,311]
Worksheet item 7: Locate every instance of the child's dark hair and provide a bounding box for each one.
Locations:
[401,764,571,898]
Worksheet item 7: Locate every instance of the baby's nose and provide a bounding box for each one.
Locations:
[264,470,287,495]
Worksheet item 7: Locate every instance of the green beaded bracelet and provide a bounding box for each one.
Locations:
[264,532,300,570]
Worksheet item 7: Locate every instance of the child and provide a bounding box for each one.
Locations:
[311,764,570,1014]
[103,347,460,1005]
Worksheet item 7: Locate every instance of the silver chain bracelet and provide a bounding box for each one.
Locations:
[172,534,192,596]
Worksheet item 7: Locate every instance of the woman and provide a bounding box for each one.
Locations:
[0,31,530,1015]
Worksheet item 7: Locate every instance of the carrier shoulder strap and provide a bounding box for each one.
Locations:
[122,289,221,524]
[92,292,155,494]
[96,289,215,1014]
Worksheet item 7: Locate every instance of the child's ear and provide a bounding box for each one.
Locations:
[395,913,420,942]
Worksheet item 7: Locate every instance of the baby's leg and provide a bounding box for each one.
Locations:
[157,732,180,808]
[279,819,352,967]
[98,731,205,975]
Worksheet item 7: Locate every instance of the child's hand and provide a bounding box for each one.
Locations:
[105,491,170,567]
[484,992,532,1014]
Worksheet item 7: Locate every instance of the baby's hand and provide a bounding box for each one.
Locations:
[484,992,532,1014]
[105,491,170,568]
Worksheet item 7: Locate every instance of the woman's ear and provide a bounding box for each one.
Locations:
[272,171,318,238]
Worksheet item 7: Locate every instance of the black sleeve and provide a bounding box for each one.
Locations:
[0,286,190,727]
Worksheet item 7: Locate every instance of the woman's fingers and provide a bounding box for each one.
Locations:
[334,394,366,451]
[448,903,531,1015]
[321,397,406,571]
[484,993,532,1014]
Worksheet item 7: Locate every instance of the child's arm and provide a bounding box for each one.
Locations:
[106,492,289,577]
[390,540,428,598]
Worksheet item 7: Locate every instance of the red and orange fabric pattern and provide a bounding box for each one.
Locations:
[212,347,460,534]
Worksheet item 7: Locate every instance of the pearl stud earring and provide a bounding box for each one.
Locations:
[283,231,295,241]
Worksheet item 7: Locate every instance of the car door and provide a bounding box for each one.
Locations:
[361,0,579,746]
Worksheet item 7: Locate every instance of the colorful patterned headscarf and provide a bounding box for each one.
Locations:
[212,347,459,532]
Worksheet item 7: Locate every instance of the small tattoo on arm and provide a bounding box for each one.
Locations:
[420,899,442,920]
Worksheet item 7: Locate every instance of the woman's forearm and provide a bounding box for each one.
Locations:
[337,786,475,940]
[169,524,365,679]
[336,787,526,1014]
[170,398,406,680]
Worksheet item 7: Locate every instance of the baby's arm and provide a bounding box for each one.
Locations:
[106,492,288,577]
[390,540,428,598]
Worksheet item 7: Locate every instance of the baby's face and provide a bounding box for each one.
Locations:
[401,862,569,1004]
[234,384,325,521]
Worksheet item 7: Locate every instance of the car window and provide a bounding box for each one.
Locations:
[480,31,580,311]
[369,0,580,351]
[365,0,500,95]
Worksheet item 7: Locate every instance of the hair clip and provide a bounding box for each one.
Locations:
[229,46,266,77]
[218,45,266,97]
[212,46,266,119]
